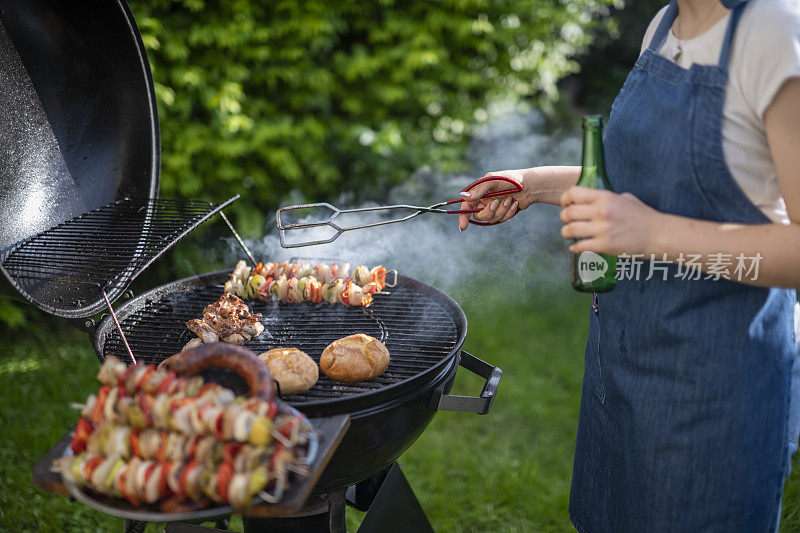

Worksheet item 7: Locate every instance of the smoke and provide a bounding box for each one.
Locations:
[225,106,580,303]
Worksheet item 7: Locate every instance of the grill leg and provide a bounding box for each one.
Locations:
[355,463,433,533]
[241,490,346,533]
[124,520,147,533]
[328,490,347,533]
[346,468,389,512]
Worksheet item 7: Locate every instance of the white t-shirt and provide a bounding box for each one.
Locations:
[640,0,800,224]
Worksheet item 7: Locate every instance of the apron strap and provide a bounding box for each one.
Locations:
[647,0,679,53]
[718,0,749,70]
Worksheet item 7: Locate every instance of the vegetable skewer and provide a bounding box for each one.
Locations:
[86,357,286,445]
[54,355,313,511]
[224,260,391,307]
[57,450,289,508]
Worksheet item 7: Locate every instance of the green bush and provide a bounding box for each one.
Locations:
[0,293,27,330]
[129,0,617,235]
[2,1,620,332]
[567,0,664,114]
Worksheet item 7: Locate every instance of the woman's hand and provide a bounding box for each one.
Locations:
[458,166,582,230]
[458,170,529,230]
[560,186,664,255]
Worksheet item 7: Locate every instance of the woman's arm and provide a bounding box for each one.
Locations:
[458,166,580,230]
[525,166,582,205]
[561,78,800,288]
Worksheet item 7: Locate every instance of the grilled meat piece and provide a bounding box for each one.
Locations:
[183,338,203,351]
[222,333,246,346]
[188,294,264,347]
[186,319,220,345]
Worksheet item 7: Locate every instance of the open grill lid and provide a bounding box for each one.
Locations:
[0,0,237,318]
[0,0,159,254]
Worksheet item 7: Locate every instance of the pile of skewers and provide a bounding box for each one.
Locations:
[224,261,391,307]
[53,356,314,511]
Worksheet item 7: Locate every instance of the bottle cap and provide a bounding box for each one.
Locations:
[582,115,603,129]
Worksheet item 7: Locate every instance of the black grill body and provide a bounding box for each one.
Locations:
[312,359,458,490]
[94,271,473,491]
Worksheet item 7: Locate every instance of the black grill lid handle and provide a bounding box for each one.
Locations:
[428,351,502,414]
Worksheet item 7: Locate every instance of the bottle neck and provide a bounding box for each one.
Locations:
[581,125,603,172]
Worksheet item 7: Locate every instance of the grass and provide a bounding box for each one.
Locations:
[1,286,799,531]
[384,300,586,531]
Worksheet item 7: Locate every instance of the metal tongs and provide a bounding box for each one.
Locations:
[276,175,522,248]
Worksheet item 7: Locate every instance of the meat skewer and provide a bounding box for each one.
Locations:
[54,355,314,511]
[80,417,308,471]
[87,356,281,443]
[56,450,288,509]
[224,260,393,307]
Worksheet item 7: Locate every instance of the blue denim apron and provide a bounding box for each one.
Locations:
[568,1,800,531]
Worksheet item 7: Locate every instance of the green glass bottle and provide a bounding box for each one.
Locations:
[571,115,617,293]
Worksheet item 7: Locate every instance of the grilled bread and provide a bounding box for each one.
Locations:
[320,334,389,383]
[258,348,319,395]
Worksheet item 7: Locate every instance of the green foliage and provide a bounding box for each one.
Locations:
[129,0,616,235]
[1,0,619,336]
[0,293,29,330]
[568,0,665,114]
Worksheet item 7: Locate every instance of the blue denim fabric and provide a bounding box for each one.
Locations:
[568,1,800,531]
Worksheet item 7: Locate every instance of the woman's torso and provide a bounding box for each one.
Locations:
[640,0,800,225]
[568,2,800,530]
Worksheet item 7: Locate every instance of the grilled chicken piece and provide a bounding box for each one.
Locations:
[239,321,263,338]
[222,333,246,346]
[188,293,264,347]
[203,311,238,333]
[183,337,204,351]
[187,319,220,345]
[215,293,252,316]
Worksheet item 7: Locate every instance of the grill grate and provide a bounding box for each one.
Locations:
[102,280,460,403]
[1,196,238,317]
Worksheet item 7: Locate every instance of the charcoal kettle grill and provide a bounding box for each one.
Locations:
[1,1,503,532]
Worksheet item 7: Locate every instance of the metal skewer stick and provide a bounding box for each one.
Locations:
[219,211,258,266]
[102,289,137,366]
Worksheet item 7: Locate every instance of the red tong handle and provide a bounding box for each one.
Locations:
[446,175,523,226]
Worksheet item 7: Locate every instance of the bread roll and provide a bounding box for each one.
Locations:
[320,334,390,383]
[258,348,319,395]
